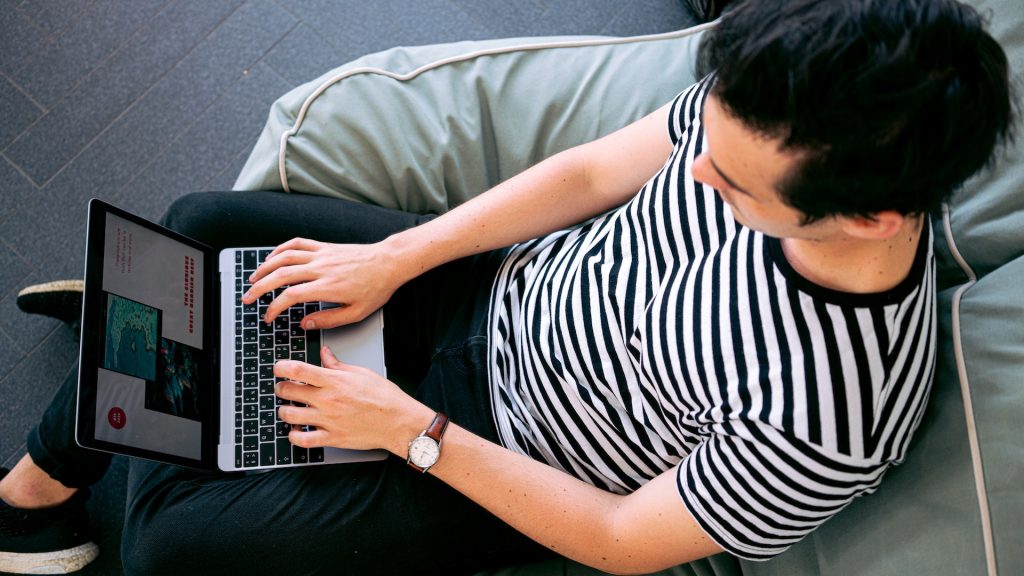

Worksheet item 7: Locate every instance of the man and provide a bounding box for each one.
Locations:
[0,0,1013,573]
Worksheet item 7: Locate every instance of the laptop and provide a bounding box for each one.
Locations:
[76,199,388,471]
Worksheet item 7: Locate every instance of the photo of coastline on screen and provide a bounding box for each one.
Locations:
[102,293,159,382]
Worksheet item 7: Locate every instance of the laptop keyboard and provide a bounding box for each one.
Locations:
[234,248,324,468]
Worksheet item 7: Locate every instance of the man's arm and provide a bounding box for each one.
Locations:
[426,419,724,574]
[275,354,724,575]
[247,101,675,327]
[382,99,676,279]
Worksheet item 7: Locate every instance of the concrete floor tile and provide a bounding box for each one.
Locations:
[4,0,244,185]
[10,0,169,110]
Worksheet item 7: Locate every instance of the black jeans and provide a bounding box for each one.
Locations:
[27,192,550,575]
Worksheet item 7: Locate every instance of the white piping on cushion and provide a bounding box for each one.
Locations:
[276,22,719,192]
[942,203,997,576]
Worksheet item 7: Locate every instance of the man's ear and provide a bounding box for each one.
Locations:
[840,211,907,240]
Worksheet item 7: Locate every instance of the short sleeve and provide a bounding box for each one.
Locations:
[676,421,890,561]
[667,74,715,145]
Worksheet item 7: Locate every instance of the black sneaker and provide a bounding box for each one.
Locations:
[15,281,84,335]
[0,469,98,574]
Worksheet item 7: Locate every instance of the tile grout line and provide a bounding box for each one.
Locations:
[0,151,42,191]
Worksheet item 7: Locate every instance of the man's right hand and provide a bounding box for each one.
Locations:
[242,237,405,329]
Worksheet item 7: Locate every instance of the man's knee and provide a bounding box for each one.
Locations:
[160,191,226,237]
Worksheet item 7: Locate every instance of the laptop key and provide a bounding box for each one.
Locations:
[243,251,257,271]
[243,389,257,403]
[244,451,258,468]
[276,439,292,465]
[293,445,308,464]
[291,352,306,362]
[275,345,289,360]
[244,419,258,435]
[235,445,242,469]
[310,448,324,463]
[244,405,257,419]
[307,331,321,365]
[276,421,291,437]
[243,344,257,358]
[259,410,274,427]
[259,379,274,395]
[260,427,274,443]
[258,321,272,335]
[243,436,258,451]
[260,443,275,467]
[259,350,273,365]
[259,395,274,411]
[258,335,273,350]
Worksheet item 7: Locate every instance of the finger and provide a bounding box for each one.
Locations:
[316,346,364,374]
[276,379,316,405]
[288,427,329,449]
[263,282,318,324]
[277,404,321,428]
[299,306,362,330]
[246,265,317,308]
[274,359,335,387]
[319,345,343,369]
[248,249,316,285]
[267,237,321,261]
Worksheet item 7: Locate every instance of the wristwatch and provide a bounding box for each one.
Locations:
[406,412,449,473]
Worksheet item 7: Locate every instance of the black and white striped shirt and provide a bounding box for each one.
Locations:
[487,76,936,560]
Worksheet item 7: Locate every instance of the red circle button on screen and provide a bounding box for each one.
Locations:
[108,407,126,429]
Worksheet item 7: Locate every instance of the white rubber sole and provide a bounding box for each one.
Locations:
[0,542,99,574]
[16,280,85,298]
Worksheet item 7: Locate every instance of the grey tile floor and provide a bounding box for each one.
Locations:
[1,1,697,574]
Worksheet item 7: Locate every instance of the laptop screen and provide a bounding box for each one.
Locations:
[78,201,216,468]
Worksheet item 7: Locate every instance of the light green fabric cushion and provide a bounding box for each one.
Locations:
[234,28,712,213]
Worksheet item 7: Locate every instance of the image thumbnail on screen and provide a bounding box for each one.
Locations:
[102,293,159,381]
[147,338,202,422]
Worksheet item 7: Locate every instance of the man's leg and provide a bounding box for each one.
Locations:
[0,367,106,574]
[116,191,548,574]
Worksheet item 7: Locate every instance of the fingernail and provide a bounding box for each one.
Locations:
[248,273,255,282]
[243,290,250,300]
[305,319,316,329]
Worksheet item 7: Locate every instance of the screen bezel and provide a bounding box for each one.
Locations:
[77,199,219,469]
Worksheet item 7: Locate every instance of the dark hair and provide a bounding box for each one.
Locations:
[698,0,1016,222]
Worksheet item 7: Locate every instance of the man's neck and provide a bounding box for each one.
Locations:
[780,215,925,294]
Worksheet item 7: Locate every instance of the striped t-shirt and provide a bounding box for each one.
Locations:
[486,76,936,560]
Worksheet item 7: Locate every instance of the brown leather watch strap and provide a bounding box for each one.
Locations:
[425,412,449,443]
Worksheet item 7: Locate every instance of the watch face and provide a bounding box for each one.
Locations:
[409,436,440,468]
